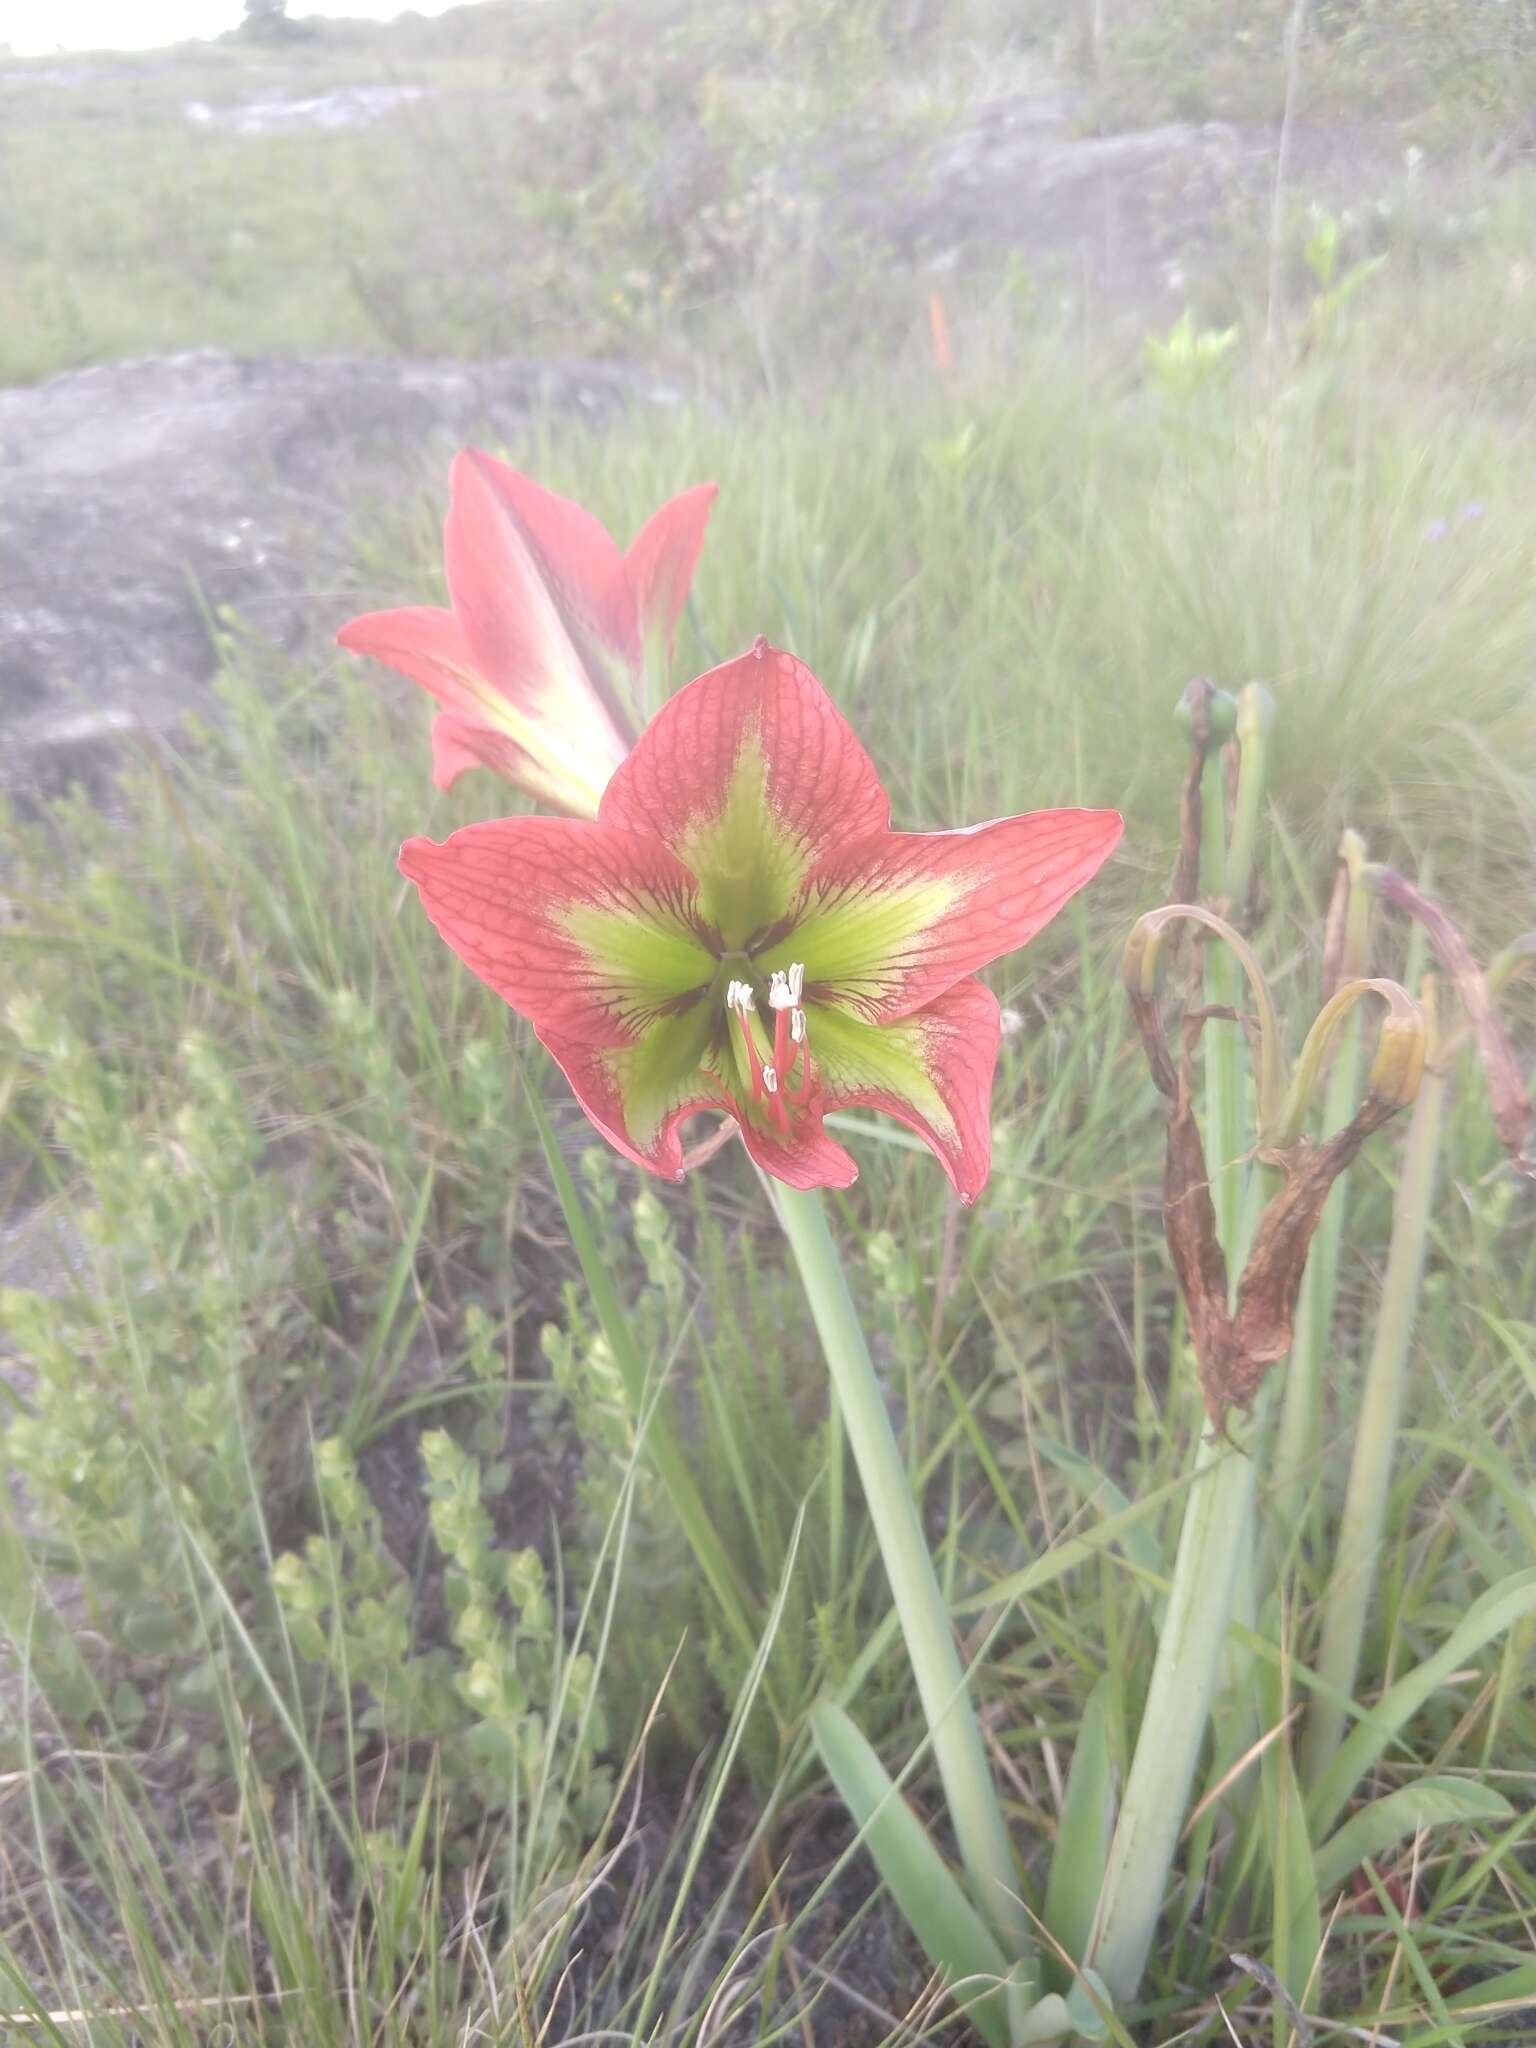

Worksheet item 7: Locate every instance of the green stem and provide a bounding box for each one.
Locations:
[1092,717,1267,2005]
[1266,1017,1365,1565]
[1300,1064,1449,1790]
[827,1371,845,1611]
[1204,944,1249,1268]
[771,1182,1032,1973]
[1087,1437,1254,2005]
[1201,731,1229,900]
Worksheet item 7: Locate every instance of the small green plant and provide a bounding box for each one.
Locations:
[536,1148,846,1779]
[1303,208,1388,338]
[1144,308,1241,399]
[2,1006,304,1726]
[274,1431,612,1854]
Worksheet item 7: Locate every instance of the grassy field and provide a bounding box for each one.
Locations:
[3,2,1535,2043]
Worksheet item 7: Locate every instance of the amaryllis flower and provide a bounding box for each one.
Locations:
[337,451,717,816]
[400,640,1123,1199]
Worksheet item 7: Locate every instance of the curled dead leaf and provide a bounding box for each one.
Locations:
[1126,917,1425,1434]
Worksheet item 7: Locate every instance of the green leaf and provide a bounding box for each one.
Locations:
[1446,1958,1536,2018]
[1307,1567,1536,1838]
[811,1700,1013,2048]
[1262,1727,1319,2016]
[1042,1675,1115,1977]
[1313,1777,1514,1901]
[376,1764,436,1967]
[111,1679,148,1733]
[1033,1437,1164,1602]
[1304,212,1340,289]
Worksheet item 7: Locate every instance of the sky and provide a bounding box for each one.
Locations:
[0,0,481,55]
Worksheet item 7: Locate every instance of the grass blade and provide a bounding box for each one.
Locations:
[1042,1674,1115,1980]
[1312,1778,1514,1900]
[1306,1567,1536,1838]
[810,1700,1014,2048]
[523,1072,762,1677]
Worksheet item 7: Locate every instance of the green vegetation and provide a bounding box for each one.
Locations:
[7,0,1536,386]
[2,0,1534,2040]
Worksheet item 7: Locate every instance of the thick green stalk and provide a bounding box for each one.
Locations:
[1210,682,1271,1272]
[1091,695,1269,2004]
[1204,941,1247,1262]
[1266,1020,1364,1555]
[1094,917,1260,2006]
[1300,1063,1449,1790]
[1223,686,1274,925]
[1087,1437,1254,2004]
[770,1182,1032,1973]
[1268,826,1373,1566]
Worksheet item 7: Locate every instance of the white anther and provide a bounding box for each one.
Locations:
[791,1008,806,1044]
[767,962,806,1009]
[725,979,756,1015]
[761,1064,779,1093]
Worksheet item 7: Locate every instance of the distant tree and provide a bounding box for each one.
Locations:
[241,0,296,37]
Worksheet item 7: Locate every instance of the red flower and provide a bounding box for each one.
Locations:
[337,450,717,816]
[400,640,1123,1199]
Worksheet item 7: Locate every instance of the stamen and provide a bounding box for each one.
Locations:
[785,1030,815,1105]
[767,962,805,1010]
[726,964,811,1131]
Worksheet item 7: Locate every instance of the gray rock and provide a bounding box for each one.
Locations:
[850,82,1408,307]
[183,83,427,134]
[0,348,678,801]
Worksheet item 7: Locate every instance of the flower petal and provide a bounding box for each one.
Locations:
[428,712,542,796]
[764,808,1124,1021]
[451,448,638,675]
[813,979,1001,1203]
[732,1104,860,1192]
[541,1011,730,1182]
[340,606,574,799]
[444,450,639,785]
[398,817,717,1047]
[625,482,718,650]
[337,604,483,716]
[598,640,891,948]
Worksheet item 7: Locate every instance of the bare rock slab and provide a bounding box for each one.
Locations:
[0,349,677,800]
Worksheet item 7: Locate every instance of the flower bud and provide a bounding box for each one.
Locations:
[1174,677,1238,752]
[1368,1004,1428,1111]
[1235,681,1276,745]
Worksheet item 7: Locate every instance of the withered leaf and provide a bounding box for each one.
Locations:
[1373,868,1534,1177]
[1132,990,1404,1435]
